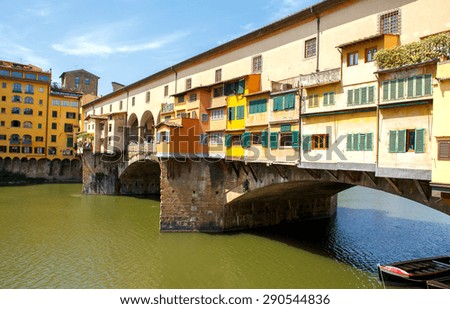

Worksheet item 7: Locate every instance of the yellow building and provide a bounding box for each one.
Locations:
[0,61,51,159]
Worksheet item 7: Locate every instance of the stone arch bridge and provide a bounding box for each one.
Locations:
[81,151,449,232]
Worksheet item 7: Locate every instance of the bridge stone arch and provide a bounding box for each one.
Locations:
[158,159,450,232]
[119,160,160,195]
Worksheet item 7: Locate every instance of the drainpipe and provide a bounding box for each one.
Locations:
[374,73,381,169]
[311,7,320,72]
[298,82,304,165]
[171,66,178,94]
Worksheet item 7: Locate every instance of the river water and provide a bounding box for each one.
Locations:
[0,184,449,289]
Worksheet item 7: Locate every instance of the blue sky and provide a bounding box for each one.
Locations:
[0,0,319,95]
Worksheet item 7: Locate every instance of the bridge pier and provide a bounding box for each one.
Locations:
[159,158,341,232]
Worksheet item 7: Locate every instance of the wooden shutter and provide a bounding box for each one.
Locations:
[416,75,423,96]
[397,78,405,98]
[237,79,245,94]
[424,74,432,96]
[354,88,360,105]
[285,93,295,109]
[270,132,278,149]
[415,128,425,153]
[302,135,312,151]
[390,80,397,100]
[225,134,232,147]
[347,89,354,105]
[241,132,251,147]
[228,107,235,120]
[156,132,161,143]
[388,130,397,153]
[280,124,291,132]
[237,106,244,119]
[347,134,353,151]
[397,130,406,153]
[353,133,359,151]
[323,92,329,106]
[366,133,374,151]
[292,131,299,148]
[368,87,375,103]
[407,77,415,97]
[382,81,390,101]
[261,131,268,147]
[361,87,368,104]
[273,96,283,111]
[438,140,450,160]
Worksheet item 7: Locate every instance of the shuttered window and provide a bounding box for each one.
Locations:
[348,86,375,106]
[249,99,267,114]
[236,106,245,119]
[388,129,425,153]
[270,132,278,149]
[302,135,312,151]
[347,133,374,151]
[261,131,268,147]
[273,93,295,111]
[384,74,432,101]
[438,140,450,160]
[228,107,235,120]
[241,132,251,147]
[225,134,232,147]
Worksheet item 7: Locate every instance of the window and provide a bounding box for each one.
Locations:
[210,133,223,145]
[12,71,22,78]
[438,140,450,160]
[211,109,224,120]
[249,99,267,114]
[388,129,425,153]
[34,147,45,154]
[62,100,69,107]
[52,99,60,106]
[146,91,150,103]
[379,9,400,34]
[0,134,6,140]
[186,78,192,90]
[36,136,44,142]
[1,96,5,101]
[22,135,32,144]
[213,86,224,97]
[64,124,73,133]
[52,111,57,117]
[24,96,34,104]
[252,133,262,145]
[224,82,237,96]
[347,133,373,151]
[230,105,245,120]
[252,55,262,73]
[0,146,6,152]
[2,82,6,88]
[39,87,44,93]
[48,147,57,155]
[177,95,185,103]
[189,93,197,102]
[12,107,21,114]
[74,77,80,89]
[307,94,319,108]
[201,113,208,122]
[164,85,169,97]
[280,133,293,147]
[215,69,222,82]
[9,146,20,153]
[24,108,33,115]
[305,38,317,58]
[348,51,359,66]
[38,123,42,129]
[22,147,32,154]
[199,134,208,145]
[0,70,9,76]
[25,84,34,94]
[312,134,329,150]
[231,135,241,146]
[323,92,335,106]
[132,97,135,106]
[71,101,78,108]
[12,95,21,102]
[39,99,43,105]
[51,135,57,143]
[38,111,42,116]
[273,93,295,111]
[23,121,32,128]
[52,123,57,130]
[158,131,170,143]
[25,73,36,80]
[382,74,432,101]
[10,134,20,143]
[85,78,90,85]
[12,83,22,93]
[39,75,49,82]
[365,47,377,62]
[347,86,375,105]
[1,108,5,114]
[66,112,76,119]
[119,100,123,110]
[0,121,4,126]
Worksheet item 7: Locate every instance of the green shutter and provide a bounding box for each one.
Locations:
[270,132,278,149]
[390,80,397,100]
[259,99,267,113]
[228,107,235,120]
[389,130,397,153]
[241,132,251,147]
[415,128,425,153]
[359,134,367,151]
[366,133,373,151]
[67,137,74,148]
[237,79,245,94]
[285,93,295,109]
[361,87,368,104]
[416,75,423,97]
[383,81,390,101]
[323,92,329,106]
[236,106,244,119]
[407,77,415,97]
[292,131,299,148]
[397,130,407,153]
[398,78,405,98]
[347,134,353,151]
[368,87,375,103]
[225,134,232,147]
[353,133,359,151]
[347,89,354,105]
[280,124,291,132]
[354,88,360,105]
[273,96,283,111]
[424,74,432,96]
[261,131,268,147]
[302,135,312,151]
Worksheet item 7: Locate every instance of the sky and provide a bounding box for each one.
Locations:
[0,0,319,96]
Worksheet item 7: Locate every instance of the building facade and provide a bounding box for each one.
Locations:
[81,0,450,206]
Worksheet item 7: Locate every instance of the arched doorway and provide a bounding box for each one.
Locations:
[140,111,155,144]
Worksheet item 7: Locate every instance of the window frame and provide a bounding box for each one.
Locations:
[252,55,262,73]
[305,38,317,58]
[347,51,359,66]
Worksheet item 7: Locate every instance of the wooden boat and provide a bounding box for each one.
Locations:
[378,256,450,287]
[427,276,450,289]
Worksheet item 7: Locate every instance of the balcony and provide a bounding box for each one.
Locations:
[161,103,174,113]
[271,68,341,93]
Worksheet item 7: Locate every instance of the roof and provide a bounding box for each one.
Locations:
[171,74,250,97]
[155,121,183,128]
[84,0,348,107]
[0,60,46,73]
[337,33,386,49]
[85,115,108,121]
[60,69,100,79]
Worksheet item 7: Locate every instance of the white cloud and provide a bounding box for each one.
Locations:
[52,29,190,57]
